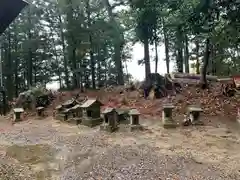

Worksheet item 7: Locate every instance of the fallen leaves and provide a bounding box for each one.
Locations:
[12,81,239,122]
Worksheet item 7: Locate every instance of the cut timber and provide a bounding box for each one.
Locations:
[172,73,218,81]
[217,77,232,83]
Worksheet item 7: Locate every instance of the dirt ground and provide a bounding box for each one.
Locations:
[0,115,240,180]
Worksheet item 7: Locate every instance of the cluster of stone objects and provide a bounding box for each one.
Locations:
[55,98,89,125]
[54,98,143,132]
[13,105,46,122]
[12,98,205,131]
[162,104,204,128]
[100,108,142,132]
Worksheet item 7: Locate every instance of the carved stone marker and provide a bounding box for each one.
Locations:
[100,108,119,132]
[128,109,143,131]
[80,99,103,127]
[162,104,177,128]
[36,106,44,117]
[13,108,24,122]
[188,106,203,125]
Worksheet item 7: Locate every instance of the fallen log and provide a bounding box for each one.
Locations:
[217,77,232,83]
[171,73,218,81]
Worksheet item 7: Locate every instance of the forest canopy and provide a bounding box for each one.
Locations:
[0,0,239,99]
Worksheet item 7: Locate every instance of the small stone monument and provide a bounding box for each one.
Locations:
[36,106,44,117]
[55,99,77,121]
[100,108,119,132]
[128,109,143,131]
[116,109,129,123]
[162,104,177,128]
[13,108,24,122]
[61,108,72,121]
[188,106,203,125]
[80,99,103,127]
[67,104,82,125]
[71,104,82,117]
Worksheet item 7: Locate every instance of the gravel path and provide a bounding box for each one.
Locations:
[0,118,239,180]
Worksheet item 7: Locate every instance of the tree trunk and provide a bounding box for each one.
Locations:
[97,49,101,87]
[162,18,170,74]
[86,0,96,89]
[184,34,189,73]
[124,59,130,83]
[211,45,216,75]
[71,48,78,88]
[144,37,151,79]
[6,30,13,100]
[27,8,33,88]
[65,0,78,88]
[195,40,200,74]
[14,36,19,97]
[176,26,183,73]
[200,38,210,89]
[104,0,124,85]
[59,15,70,88]
[154,39,158,73]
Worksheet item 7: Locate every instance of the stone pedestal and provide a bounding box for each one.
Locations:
[81,117,103,127]
[128,109,142,131]
[56,113,68,121]
[129,124,143,131]
[13,108,24,122]
[67,118,82,125]
[162,104,177,128]
[100,124,118,132]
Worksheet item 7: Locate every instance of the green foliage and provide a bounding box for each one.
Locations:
[1,0,240,100]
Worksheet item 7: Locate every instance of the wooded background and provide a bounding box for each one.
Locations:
[1,0,239,99]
